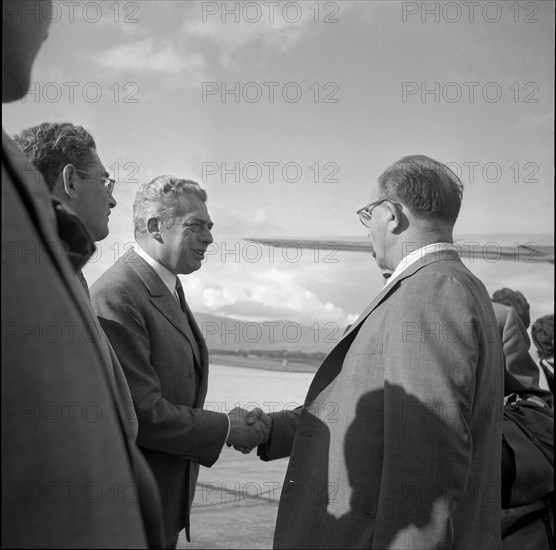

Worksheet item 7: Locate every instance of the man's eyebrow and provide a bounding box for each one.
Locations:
[182,216,212,225]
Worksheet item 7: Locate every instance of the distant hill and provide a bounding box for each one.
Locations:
[193,312,343,354]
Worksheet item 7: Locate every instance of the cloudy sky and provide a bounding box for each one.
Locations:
[3,0,554,330]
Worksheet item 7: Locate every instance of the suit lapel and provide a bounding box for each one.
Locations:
[124,250,203,368]
[178,296,209,406]
[304,281,396,404]
[305,250,461,404]
[181,295,209,370]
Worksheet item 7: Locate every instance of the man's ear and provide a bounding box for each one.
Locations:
[385,202,401,233]
[146,217,163,242]
[61,164,78,199]
[385,202,404,234]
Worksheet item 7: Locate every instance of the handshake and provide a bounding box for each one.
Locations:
[226,407,272,454]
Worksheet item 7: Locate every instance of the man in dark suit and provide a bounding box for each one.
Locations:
[2,2,164,547]
[251,155,504,549]
[91,175,270,548]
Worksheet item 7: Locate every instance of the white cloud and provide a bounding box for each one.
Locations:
[94,39,205,74]
[182,7,315,68]
[184,265,357,327]
[181,0,368,68]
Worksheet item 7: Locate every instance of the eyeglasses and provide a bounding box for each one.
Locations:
[75,169,116,196]
[356,198,401,228]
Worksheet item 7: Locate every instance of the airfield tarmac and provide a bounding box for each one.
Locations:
[177,363,312,548]
[181,447,289,548]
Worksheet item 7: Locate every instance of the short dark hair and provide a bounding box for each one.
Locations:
[378,155,463,224]
[531,314,554,360]
[14,122,96,191]
[492,288,531,329]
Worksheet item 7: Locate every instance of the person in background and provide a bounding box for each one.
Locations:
[531,314,554,396]
[492,287,531,330]
[499,306,554,548]
[492,301,551,407]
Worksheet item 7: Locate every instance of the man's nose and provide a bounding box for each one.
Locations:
[199,224,213,244]
[109,194,117,209]
[203,228,214,244]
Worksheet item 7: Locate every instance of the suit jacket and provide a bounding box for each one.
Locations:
[91,248,229,543]
[76,279,140,440]
[260,250,504,549]
[492,302,552,406]
[1,131,164,548]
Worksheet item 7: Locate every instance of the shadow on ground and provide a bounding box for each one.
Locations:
[178,446,289,549]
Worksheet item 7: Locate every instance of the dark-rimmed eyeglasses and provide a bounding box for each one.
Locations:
[356,198,401,228]
[75,169,116,196]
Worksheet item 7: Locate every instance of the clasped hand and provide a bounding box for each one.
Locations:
[226,407,272,454]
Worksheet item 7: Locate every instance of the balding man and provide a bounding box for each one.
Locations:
[254,155,504,549]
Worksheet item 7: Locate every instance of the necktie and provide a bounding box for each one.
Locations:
[175,279,202,373]
[175,279,186,313]
[77,270,90,300]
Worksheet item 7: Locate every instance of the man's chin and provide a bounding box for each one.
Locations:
[373,257,389,272]
[95,228,110,242]
[179,261,203,276]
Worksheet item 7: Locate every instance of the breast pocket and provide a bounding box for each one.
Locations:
[342,349,384,382]
[345,337,384,359]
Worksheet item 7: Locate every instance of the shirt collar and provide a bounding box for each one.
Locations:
[135,244,178,294]
[384,242,457,287]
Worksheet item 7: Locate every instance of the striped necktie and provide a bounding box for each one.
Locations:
[77,270,90,300]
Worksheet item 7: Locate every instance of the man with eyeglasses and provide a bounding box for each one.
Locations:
[15,122,117,265]
[254,155,504,549]
[14,121,136,400]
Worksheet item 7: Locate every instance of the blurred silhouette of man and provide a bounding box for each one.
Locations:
[2,2,163,547]
[254,155,504,549]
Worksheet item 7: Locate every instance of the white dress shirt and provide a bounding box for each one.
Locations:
[135,245,181,303]
[384,242,457,287]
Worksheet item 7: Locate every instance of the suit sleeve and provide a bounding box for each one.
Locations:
[92,280,228,468]
[373,272,488,549]
[257,407,301,461]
